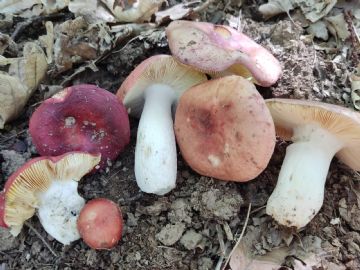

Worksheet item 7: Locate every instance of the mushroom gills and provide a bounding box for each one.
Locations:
[135,83,177,195]
[266,124,344,228]
[37,180,84,245]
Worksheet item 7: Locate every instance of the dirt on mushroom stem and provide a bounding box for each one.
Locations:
[1,1,360,269]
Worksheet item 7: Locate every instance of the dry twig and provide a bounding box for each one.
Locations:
[25,221,58,257]
[221,203,252,270]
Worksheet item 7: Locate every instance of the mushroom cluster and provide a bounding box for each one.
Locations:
[1,84,128,249]
[1,17,359,252]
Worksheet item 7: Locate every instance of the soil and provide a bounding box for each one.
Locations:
[1,1,360,270]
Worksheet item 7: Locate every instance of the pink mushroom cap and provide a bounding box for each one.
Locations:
[77,198,123,250]
[166,20,282,87]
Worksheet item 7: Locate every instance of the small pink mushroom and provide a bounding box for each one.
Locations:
[29,84,130,169]
[77,198,123,249]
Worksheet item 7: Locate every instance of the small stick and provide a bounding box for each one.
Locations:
[221,203,252,270]
[24,221,58,257]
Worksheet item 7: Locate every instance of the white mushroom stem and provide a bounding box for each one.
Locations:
[135,84,177,195]
[37,180,85,245]
[266,124,344,228]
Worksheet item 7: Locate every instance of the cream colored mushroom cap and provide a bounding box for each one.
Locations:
[3,152,101,236]
[116,54,207,118]
[266,98,360,171]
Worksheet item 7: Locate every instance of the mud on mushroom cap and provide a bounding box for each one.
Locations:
[29,84,130,169]
[166,20,282,87]
[174,75,276,181]
[0,152,100,242]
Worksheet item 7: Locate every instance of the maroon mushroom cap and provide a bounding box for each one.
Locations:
[29,84,130,169]
[77,198,123,249]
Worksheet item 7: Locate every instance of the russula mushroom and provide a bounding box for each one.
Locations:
[77,198,123,249]
[174,75,275,181]
[117,54,207,195]
[266,98,360,228]
[166,20,282,87]
[29,84,130,169]
[0,152,101,245]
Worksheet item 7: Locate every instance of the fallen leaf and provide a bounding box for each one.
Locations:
[0,0,69,16]
[68,0,117,23]
[259,0,294,20]
[295,0,337,23]
[259,0,337,22]
[0,73,28,129]
[0,42,48,94]
[69,0,165,23]
[229,243,289,270]
[325,13,351,41]
[0,33,17,55]
[155,1,201,24]
[53,17,112,73]
[0,42,47,128]
[114,0,166,22]
[39,21,54,64]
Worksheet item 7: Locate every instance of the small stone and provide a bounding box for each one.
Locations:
[156,223,185,246]
[180,229,202,250]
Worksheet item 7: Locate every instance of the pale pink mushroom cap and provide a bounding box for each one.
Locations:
[166,20,282,87]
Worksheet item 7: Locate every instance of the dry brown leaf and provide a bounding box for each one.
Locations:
[229,243,289,270]
[69,0,165,23]
[0,33,17,55]
[155,1,201,24]
[325,13,351,41]
[53,17,112,73]
[0,0,69,16]
[114,0,166,22]
[259,0,337,22]
[39,21,54,64]
[68,0,117,23]
[0,42,47,128]
[0,0,41,15]
[1,43,48,94]
[0,73,28,129]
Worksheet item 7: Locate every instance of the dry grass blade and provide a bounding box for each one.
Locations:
[24,221,58,257]
[221,203,252,270]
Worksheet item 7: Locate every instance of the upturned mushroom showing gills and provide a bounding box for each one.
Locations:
[266,99,360,228]
[117,55,207,195]
[29,84,130,170]
[174,76,276,181]
[166,20,282,87]
[0,152,101,245]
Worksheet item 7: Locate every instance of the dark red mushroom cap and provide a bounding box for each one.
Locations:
[29,84,130,169]
[77,198,123,249]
